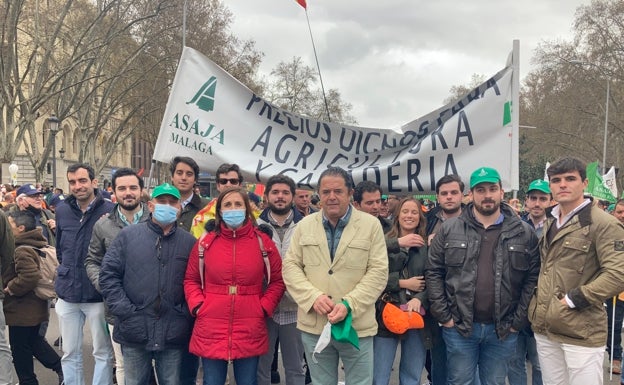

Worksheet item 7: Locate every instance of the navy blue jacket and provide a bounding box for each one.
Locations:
[55,190,114,303]
[99,219,196,351]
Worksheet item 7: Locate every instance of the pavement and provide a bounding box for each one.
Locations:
[16,309,624,384]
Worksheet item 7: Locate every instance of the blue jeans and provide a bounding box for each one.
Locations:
[430,325,447,385]
[122,345,183,385]
[373,329,426,385]
[202,356,258,385]
[507,328,542,385]
[55,299,113,385]
[301,331,373,385]
[0,300,14,385]
[443,323,518,385]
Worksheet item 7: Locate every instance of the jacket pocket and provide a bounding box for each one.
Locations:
[301,236,321,266]
[509,244,529,271]
[345,239,371,270]
[443,240,467,267]
[54,265,71,294]
[117,311,148,344]
[561,238,592,274]
[165,304,192,345]
[545,296,590,340]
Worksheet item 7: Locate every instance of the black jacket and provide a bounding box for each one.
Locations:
[100,219,196,350]
[425,203,540,339]
[178,193,208,232]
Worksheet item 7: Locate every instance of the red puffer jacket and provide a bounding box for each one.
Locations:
[184,220,285,360]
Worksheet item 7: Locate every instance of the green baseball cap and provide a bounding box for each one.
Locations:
[151,183,181,200]
[526,179,551,194]
[470,167,501,189]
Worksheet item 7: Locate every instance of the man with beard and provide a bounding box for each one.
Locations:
[426,167,540,385]
[14,184,56,246]
[85,168,150,385]
[522,179,552,238]
[256,175,307,385]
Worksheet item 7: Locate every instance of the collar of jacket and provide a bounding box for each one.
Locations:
[110,202,150,226]
[461,201,521,229]
[259,207,304,224]
[147,216,179,237]
[218,219,254,239]
[545,195,594,228]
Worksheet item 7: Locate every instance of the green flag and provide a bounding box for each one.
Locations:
[585,161,617,202]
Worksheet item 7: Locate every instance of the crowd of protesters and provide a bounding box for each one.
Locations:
[0,155,623,385]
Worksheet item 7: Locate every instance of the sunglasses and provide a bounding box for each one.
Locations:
[217,178,240,185]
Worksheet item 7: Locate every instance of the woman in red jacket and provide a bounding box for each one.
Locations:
[184,187,285,385]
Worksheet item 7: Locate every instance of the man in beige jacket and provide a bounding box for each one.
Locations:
[283,167,388,385]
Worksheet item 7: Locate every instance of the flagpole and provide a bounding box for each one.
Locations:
[147,0,187,190]
[182,0,188,47]
[511,39,520,193]
[304,9,331,122]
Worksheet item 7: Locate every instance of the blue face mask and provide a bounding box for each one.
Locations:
[153,204,179,225]
[222,209,246,229]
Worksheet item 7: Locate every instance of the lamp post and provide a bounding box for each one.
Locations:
[48,115,61,188]
[569,60,610,171]
[8,163,18,186]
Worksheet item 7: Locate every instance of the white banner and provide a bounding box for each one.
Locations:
[153,47,517,194]
[603,166,618,199]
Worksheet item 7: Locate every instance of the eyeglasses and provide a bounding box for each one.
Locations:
[27,195,44,200]
[217,178,240,186]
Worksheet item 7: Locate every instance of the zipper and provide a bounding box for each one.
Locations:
[227,230,237,363]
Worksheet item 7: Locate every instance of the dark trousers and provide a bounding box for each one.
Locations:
[606,297,624,360]
[9,324,62,385]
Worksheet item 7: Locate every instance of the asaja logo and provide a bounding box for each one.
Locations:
[187,76,217,112]
[478,168,488,176]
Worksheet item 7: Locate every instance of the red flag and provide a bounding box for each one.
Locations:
[295,0,306,9]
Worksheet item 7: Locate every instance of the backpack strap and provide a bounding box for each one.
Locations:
[197,233,218,290]
[256,233,271,285]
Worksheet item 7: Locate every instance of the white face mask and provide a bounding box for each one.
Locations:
[312,321,332,363]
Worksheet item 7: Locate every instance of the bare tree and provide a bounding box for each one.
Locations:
[2,0,264,182]
[520,0,624,189]
[443,73,487,105]
[266,56,357,124]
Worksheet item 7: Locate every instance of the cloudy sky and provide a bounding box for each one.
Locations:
[225,0,588,129]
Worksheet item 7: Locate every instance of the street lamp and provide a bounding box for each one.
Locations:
[48,115,61,188]
[59,148,65,159]
[569,60,610,171]
[8,163,18,186]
